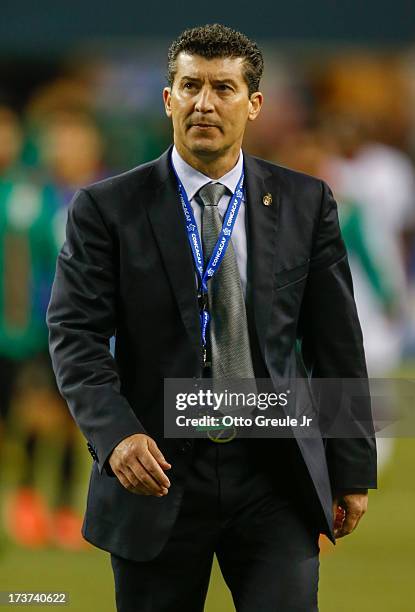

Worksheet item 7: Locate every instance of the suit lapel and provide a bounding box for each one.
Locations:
[244,153,280,361]
[144,148,201,358]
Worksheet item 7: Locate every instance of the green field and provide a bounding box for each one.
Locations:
[0,435,414,611]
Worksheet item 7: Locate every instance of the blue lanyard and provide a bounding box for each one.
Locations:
[171,159,244,364]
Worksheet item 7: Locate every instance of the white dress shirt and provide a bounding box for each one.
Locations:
[171,146,247,296]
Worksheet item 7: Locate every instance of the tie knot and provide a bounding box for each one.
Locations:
[198,182,228,207]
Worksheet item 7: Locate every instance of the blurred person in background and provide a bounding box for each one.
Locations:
[39,110,106,205]
[281,119,406,375]
[36,106,108,548]
[317,114,407,374]
[316,110,415,472]
[37,108,111,356]
[282,56,415,497]
[0,104,86,550]
[276,123,401,475]
[25,76,109,252]
[314,56,415,367]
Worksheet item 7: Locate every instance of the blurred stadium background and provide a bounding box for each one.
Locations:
[0,2,414,610]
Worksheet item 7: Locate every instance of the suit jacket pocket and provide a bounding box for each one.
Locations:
[274,260,310,290]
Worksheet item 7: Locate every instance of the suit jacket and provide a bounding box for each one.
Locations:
[47,147,377,562]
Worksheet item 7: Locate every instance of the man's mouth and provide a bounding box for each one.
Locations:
[189,123,220,130]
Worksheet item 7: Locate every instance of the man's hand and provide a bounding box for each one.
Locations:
[109,433,172,497]
[332,490,368,538]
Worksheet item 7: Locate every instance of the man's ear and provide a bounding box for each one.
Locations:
[248,91,263,122]
[163,87,172,118]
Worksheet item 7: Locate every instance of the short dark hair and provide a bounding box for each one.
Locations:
[167,24,264,97]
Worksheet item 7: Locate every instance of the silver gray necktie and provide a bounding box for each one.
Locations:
[199,182,255,379]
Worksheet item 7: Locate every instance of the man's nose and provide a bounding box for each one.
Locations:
[194,87,215,113]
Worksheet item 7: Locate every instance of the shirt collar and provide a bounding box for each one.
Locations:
[171,145,244,201]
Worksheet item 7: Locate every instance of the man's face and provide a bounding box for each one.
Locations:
[163,53,262,159]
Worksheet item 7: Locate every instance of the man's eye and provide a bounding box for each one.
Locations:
[217,84,231,91]
[184,82,195,89]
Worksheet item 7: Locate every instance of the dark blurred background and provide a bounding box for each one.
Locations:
[0,3,414,611]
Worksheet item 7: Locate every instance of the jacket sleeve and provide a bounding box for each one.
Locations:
[47,188,146,474]
[299,180,377,492]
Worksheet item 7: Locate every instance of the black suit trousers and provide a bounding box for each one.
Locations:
[111,438,320,612]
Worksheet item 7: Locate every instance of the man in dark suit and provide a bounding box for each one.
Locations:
[47,23,377,612]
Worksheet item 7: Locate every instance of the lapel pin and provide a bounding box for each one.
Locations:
[262,193,272,206]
